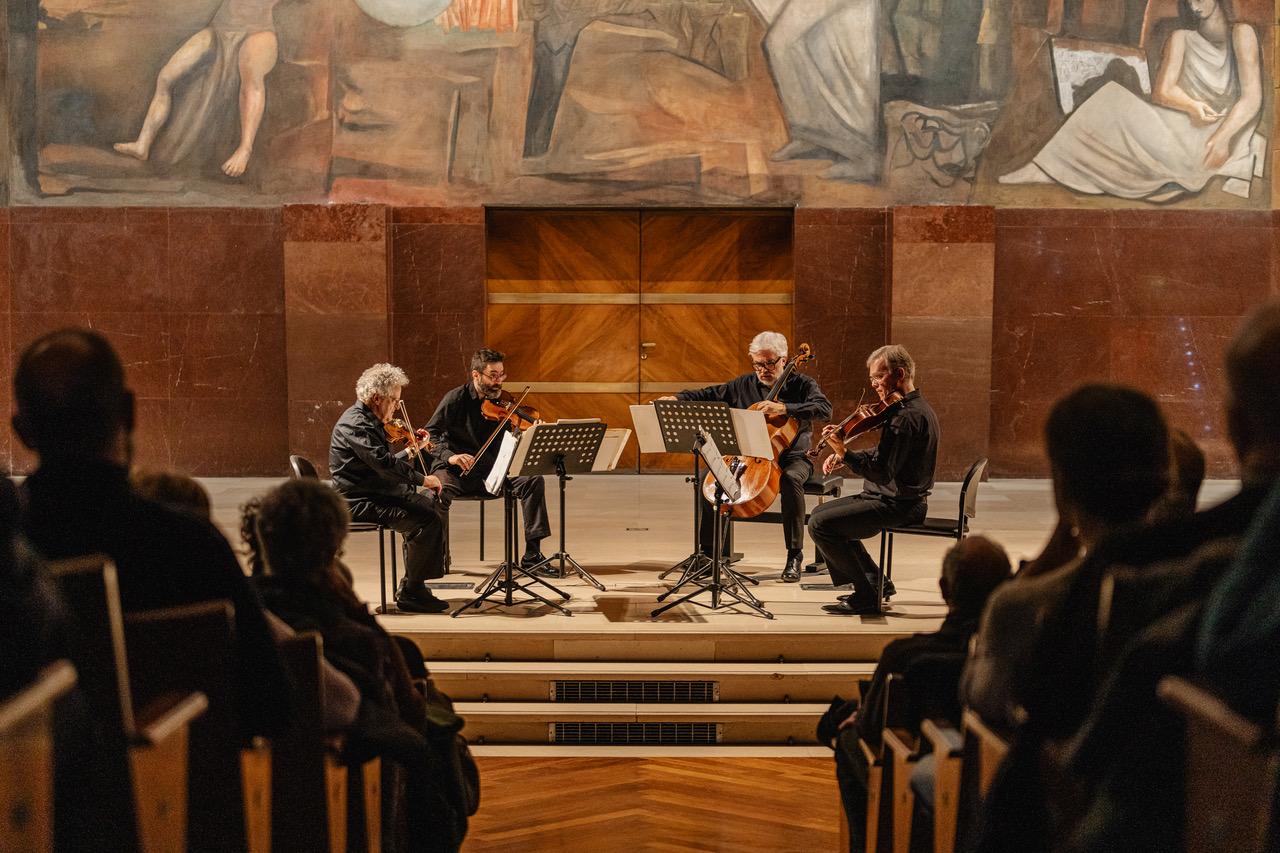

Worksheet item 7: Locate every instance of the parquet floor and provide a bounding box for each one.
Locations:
[464,756,841,852]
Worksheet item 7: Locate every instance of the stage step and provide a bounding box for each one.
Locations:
[456,701,831,745]
[396,625,911,663]
[430,660,873,703]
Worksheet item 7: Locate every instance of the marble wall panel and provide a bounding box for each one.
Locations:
[169,396,289,477]
[892,207,995,480]
[793,208,889,415]
[992,209,1274,478]
[168,208,284,314]
[390,209,486,420]
[282,204,390,473]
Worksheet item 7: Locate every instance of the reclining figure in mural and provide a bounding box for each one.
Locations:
[1000,0,1264,201]
[114,0,281,178]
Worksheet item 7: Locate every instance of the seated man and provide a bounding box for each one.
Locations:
[658,331,831,581]
[824,535,1011,852]
[14,328,291,738]
[810,344,939,614]
[426,348,550,569]
[330,363,448,614]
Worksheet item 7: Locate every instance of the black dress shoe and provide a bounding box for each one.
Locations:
[782,552,803,583]
[864,574,897,599]
[822,599,881,616]
[395,586,449,614]
[520,551,547,570]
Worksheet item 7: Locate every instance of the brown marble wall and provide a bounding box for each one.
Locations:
[992,209,1275,478]
[4,207,288,476]
[282,204,390,475]
[388,208,486,425]
[891,207,995,480]
[793,208,891,431]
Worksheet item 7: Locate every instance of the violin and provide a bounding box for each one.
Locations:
[481,391,542,432]
[384,418,432,451]
[807,391,905,460]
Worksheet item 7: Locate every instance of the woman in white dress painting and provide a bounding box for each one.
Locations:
[1001,0,1264,202]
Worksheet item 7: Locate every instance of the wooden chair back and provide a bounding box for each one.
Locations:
[0,661,77,852]
[274,633,381,853]
[50,556,208,853]
[125,600,261,853]
[1159,676,1280,853]
[955,708,1011,849]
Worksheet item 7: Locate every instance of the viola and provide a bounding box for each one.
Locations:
[481,392,542,432]
[807,391,905,460]
[701,343,815,518]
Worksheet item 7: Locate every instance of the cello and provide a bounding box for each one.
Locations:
[701,343,815,518]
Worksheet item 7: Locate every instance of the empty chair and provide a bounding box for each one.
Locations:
[878,458,988,588]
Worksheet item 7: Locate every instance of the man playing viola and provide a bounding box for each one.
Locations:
[659,331,832,582]
[425,348,551,568]
[330,363,449,613]
[810,345,939,615]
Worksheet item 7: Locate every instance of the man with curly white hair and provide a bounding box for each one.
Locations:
[330,363,448,613]
[657,331,831,581]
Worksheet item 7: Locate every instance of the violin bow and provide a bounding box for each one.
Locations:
[396,400,433,480]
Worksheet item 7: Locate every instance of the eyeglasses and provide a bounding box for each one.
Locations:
[751,357,784,371]
[479,371,507,381]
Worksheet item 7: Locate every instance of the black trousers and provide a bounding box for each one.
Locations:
[349,491,447,586]
[437,471,551,546]
[808,493,925,604]
[835,727,871,853]
[699,453,812,555]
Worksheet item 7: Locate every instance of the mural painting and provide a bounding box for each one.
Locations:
[7,0,1273,207]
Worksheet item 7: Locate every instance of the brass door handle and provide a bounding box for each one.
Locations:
[640,341,656,360]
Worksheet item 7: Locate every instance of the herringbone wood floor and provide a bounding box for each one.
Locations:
[465,757,842,852]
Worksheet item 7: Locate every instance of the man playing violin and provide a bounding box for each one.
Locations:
[659,331,832,582]
[330,363,449,613]
[425,348,551,568]
[809,345,939,615]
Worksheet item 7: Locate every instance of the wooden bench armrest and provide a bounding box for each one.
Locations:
[883,727,922,761]
[0,661,77,730]
[1158,676,1268,746]
[859,736,882,765]
[922,719,963,757]
[962,708,1011,753]
[133,691,208,746]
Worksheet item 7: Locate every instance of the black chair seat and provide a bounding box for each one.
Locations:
[803,471,843,498]
[886,517,967,536]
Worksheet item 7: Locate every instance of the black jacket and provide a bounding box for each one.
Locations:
[330,401,426,501]
[844,389,939,503]
[677,372,832,455]
[22,459,291,738]
[425,383,507,477]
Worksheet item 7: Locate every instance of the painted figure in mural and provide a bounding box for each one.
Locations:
[1000,0,1264,201]
[754,0,881,181]
[113,0,281,177]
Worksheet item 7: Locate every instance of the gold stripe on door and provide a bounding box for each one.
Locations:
[488,293,791,305]
[505,382,724,394]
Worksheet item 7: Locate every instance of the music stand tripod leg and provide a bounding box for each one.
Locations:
[528,456,606,592]
[660,451,712,580]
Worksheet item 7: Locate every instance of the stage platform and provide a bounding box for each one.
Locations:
[203,474,1237,750]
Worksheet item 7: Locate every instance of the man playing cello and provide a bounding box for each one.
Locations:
[659,331,831,581]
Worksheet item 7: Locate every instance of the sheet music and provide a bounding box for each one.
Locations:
[485,430,518,495]
[697,430,741,502]
[592,428,632,472]
[629,404,665,453]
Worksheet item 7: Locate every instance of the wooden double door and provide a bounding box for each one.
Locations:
[486,209,794,472]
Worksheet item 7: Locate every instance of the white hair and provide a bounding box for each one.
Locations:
[749,331,788,358]
[356,363,409,403]
[867,345,915,380]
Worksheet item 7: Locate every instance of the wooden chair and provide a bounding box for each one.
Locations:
[50,556,209,852]
[861,674,918,853]
[1158,676,1280,853]
[273,633,380,853]
[921,720,964,853]
[0,660,77,852]
[125,600,271,853]
[954,708,1012,849]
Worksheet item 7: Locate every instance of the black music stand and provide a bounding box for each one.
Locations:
[650,400,742,585]
[652,429,774,620]
[519,421,610,590]
[451,429,574,618]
